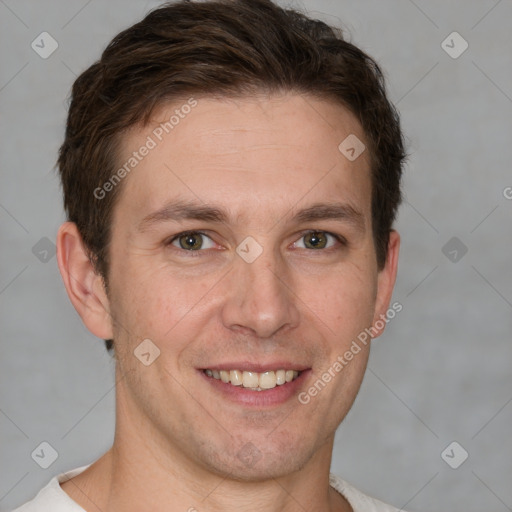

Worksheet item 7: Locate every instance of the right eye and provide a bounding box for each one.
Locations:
[169,231,217,252]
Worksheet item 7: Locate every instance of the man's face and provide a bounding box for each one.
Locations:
[103,93,396,480]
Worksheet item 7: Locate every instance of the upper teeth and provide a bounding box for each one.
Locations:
[204,369,299,390]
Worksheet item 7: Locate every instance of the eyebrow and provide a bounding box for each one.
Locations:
[293,203,365,231]
[137,199,365,233]
[138,200,229,232]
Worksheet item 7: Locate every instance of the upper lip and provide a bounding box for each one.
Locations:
[200,362,310,372]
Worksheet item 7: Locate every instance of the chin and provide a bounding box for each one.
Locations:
[198,434,317,482]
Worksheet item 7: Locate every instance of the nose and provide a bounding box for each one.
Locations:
[220,248,300,339]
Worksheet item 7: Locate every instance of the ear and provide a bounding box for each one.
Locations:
[56,221,113,340]
[371,230,400,338]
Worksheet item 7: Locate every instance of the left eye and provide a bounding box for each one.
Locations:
[170,232,216,251]
[293,231,340,250]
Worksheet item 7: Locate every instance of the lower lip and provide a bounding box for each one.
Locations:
[199,370,310,407]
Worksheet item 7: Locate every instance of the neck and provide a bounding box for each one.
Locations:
[60,384,352,512]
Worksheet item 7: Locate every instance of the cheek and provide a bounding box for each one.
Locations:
[298,265,377,334]
[110,265,219,344]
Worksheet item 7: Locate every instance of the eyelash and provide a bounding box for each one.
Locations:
[166,230,347,257]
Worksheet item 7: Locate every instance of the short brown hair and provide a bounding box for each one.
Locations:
[58,0,407,352]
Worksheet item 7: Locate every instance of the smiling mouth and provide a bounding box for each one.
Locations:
[203,369,302,391]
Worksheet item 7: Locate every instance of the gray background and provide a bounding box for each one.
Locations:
[1,0,511,510]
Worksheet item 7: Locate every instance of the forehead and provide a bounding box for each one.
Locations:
[113,93,372,229]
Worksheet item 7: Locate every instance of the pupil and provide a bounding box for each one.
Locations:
[307,232,326,248]
[182,234,201,250]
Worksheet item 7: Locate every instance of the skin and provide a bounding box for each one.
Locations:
[57,93,400,512]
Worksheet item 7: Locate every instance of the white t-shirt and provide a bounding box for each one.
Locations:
[11,464,405,512]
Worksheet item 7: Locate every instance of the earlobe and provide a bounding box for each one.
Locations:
[56,221,113,340]
[371,230,400,339]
